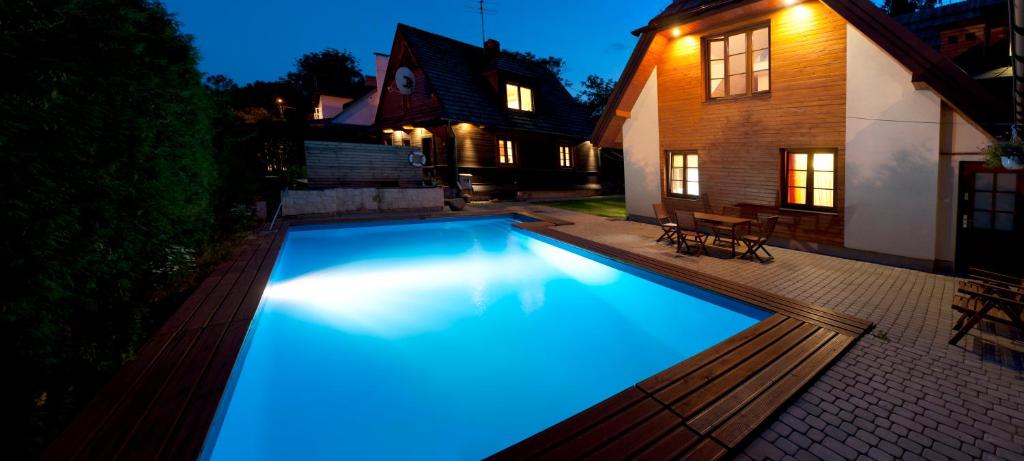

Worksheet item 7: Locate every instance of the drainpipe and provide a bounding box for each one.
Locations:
[445,119,462,197]
[1011,0,1024,140]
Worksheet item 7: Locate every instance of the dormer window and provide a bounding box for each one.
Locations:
[505,83,534,112]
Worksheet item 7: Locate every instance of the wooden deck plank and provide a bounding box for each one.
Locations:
[158,319,252,460]
[229,228,288,322]
[669,323,820,418]
[72,328,203,460]
[631,425,703,460]
[535,398,663,461]
[206,233,277,326]
[114,322,230,459]
[652,318,805,406]
[712,334,855,448]
[487,387,647,460]
[686,328,836,434]
[638,314,788,393]
[182,235,268,330]
[583,411,684,460]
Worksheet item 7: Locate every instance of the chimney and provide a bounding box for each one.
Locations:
[484,39,501,59]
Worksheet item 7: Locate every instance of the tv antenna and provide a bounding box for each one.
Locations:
[464,0,496,45]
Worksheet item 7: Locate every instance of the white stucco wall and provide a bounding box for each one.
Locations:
[844,25,943,261]
[623,67,662,219]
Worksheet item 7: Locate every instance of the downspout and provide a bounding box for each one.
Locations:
[1012,0,1024,140]
[445,119,462,196]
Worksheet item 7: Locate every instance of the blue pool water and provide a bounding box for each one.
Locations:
[202,216,769,460]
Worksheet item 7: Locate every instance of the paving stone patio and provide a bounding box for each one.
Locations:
[494,203,1024,461]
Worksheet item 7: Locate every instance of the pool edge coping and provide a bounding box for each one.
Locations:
[40,210,873,461]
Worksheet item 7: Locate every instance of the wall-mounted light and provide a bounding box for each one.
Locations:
[671,27,682,38]
[383,128,395,134]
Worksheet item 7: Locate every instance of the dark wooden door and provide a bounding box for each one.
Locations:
[956,162,1024,275]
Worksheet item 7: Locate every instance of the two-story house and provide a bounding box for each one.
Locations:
[370,24,600,200]
[594,0,1019,274]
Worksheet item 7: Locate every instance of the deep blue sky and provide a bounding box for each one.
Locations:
[162,0,665,92]
[163,0,894,93]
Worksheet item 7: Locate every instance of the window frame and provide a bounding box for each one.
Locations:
[497,138,517,166]
[704,23,771,100]
[505,82,535,112]
[780,148,838,213]
[558,144,573,168]
[665,150,700,199]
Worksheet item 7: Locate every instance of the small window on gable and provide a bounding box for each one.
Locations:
[498,138,516,165]
[667,151,699,198]
[505,83,534,112]
[559,145,572,168]
[965,32,977,41]
[706,25,770,99]
[782,149,836,211]
[947,35,959,44]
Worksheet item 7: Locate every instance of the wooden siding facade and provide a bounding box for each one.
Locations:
[374,27,601,199]
[652,1,848,247]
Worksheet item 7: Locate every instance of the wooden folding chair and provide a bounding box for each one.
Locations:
[739,216,778,263]
[949,279,1024,345]
[675,210,709,255]
[652,203,677,244]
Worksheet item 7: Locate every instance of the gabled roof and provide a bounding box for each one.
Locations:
[393,24,593,139]
[895,0,1007,50]
[594,0,1004,146]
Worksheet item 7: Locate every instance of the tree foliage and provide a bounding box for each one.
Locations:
[882,0,938,15]
[0,0,218,455]
[285,48,367,114]
[506,50,572,88]
[575,75,617,123]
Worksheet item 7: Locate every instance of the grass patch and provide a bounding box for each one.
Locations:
[537,196,627,219]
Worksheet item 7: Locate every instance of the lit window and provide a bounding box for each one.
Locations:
[505,83,534,112]
[498,139,516,164]
[559,145,572,168]
[706,25,770,99]
[783,150,835,210]
[667,151,699,198]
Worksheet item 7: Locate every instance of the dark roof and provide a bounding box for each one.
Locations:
[636,0,753,35]
[396,24,593,139]
[895,0,1007,49]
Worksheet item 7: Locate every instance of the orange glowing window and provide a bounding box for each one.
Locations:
[505,83,534,112]
[667,151,699,198]
[783,150,835,210]
[706,25,770,99]
[498,139,516,165]
[559,145,572,168]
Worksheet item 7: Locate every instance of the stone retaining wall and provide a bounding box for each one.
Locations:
[281,187,443,216]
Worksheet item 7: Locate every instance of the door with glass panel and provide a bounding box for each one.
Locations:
[956,163,1023,275]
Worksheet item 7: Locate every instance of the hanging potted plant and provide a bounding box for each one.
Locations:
[983,139,1024,170]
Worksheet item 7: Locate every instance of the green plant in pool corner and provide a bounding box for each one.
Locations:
[982,139,1024,170]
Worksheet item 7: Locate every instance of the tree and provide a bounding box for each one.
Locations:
[575,75,617,123]
[285,48,367,114]
[882,0,938,15]
[0,0,217,456]
[506,50,571,88]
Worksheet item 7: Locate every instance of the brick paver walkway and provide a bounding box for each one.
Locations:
[505,204,1024,461]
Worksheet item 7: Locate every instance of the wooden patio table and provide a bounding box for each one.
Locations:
[694,211,753,258]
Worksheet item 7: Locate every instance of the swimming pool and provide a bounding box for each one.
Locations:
[201,216,770,460]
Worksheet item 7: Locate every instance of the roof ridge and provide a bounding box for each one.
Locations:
[397,23,484,52]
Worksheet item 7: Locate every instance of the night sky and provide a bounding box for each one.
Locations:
[163,0,891,94]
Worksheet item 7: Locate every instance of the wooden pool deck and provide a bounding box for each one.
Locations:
[42,213,871,460]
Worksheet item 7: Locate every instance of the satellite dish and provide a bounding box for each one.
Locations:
[395,67,416,95]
